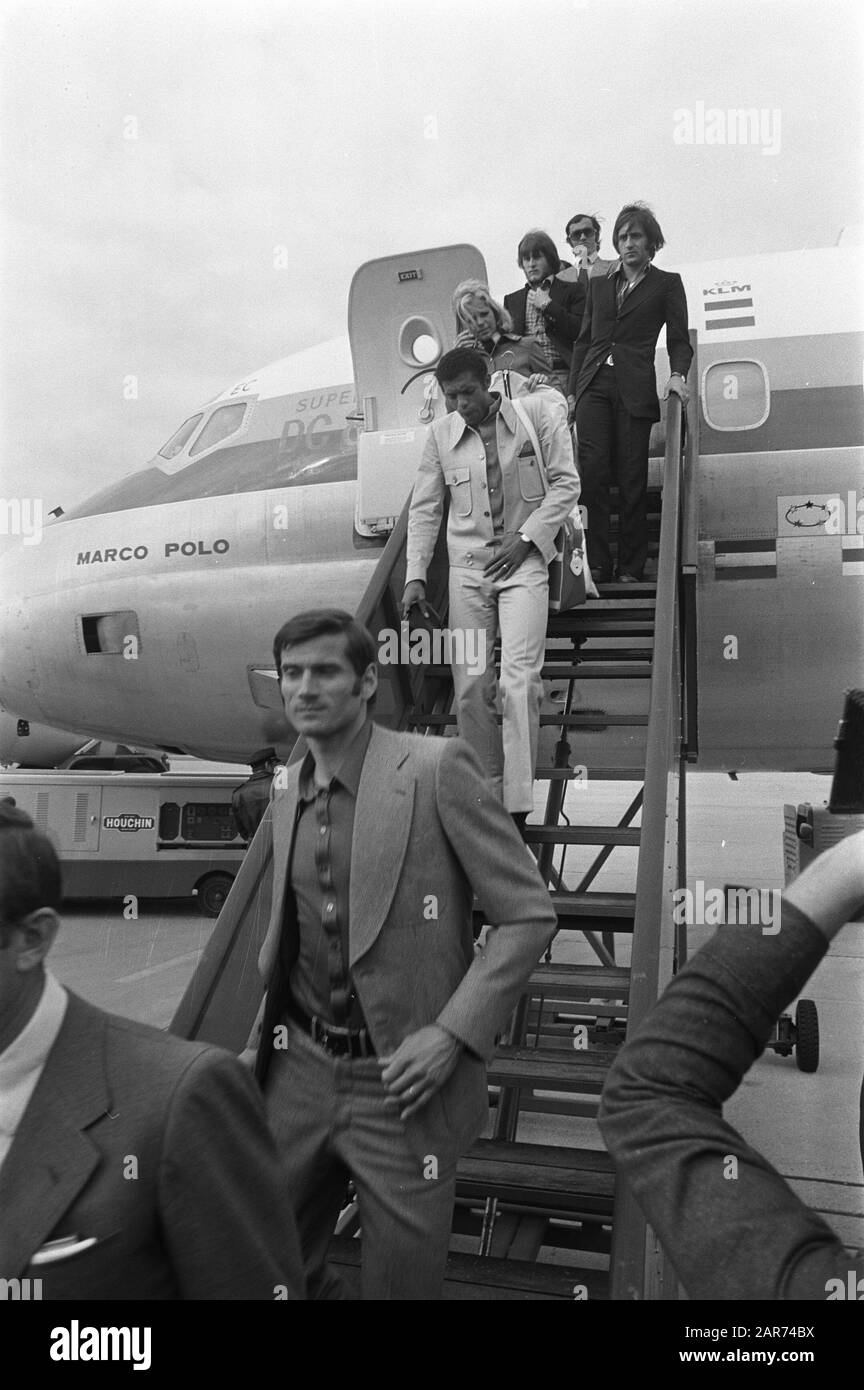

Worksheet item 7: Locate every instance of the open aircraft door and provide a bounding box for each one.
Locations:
[348,244,487,536]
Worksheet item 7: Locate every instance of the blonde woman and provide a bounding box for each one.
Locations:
[452,280,554,387]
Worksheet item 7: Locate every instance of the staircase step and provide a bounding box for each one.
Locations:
[488,1046,612,1093]
[549,891,637,928]
[457,1138,615,1218]
[530,962,631,996]
[568,597,656,611]
[539,713,649,727]
[549,647,652,661]
[475,893,637,935]
[548,620,655,637]
[544,662,651,679]
[534,765,646,780]
[524,825,640,846]
[327,1234,608,1300]
[595,582,656,596]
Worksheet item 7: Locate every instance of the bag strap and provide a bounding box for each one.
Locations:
[511,397,548,494]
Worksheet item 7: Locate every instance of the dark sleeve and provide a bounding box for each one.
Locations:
[665,272,693,378]
[598,902,863,1300]
[160,1049,306,1299]
[503,290,525,336]
[566,280,594,395]
[543,276,586,344]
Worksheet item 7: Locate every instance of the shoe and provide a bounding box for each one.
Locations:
[616,571,641,583]
[591,568,613,586]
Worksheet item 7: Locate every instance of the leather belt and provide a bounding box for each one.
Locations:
[284,994,376,1059]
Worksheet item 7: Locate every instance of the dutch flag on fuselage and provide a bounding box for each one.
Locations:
[703,278,756,331]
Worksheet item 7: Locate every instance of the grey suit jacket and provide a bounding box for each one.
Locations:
[0,991,305,1299]
[249,725,558,1164]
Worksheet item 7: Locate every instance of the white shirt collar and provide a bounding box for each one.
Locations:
[0,970,68,1136]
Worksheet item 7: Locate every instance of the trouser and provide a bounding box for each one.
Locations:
[575,365,654,578]
[265,1021,457,1300]
[447,548,548,813]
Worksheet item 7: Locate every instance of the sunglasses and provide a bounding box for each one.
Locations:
[567,228,596,242]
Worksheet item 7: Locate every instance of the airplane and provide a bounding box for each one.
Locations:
[0,707,89,769]
[0,239,861,770]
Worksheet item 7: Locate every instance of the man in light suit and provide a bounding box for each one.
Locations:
[0,803,305,1300]
[246,608,557,1299]
[566,202,692,583]
[402,346,580,825]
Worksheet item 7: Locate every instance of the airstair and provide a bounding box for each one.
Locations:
[172,365,700,1300]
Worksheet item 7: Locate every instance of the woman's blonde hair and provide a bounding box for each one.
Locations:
[451,279,513,336]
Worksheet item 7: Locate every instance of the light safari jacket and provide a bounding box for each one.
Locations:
[405,389,580,583]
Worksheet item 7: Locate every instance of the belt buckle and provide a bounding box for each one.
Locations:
[312,1014,353,1057]
[323,1029,345,1058]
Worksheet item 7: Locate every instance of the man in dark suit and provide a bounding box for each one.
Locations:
[504,228,587,393]
[566,203,692,582]
[245,608,557,1299]
[0,803,305,1300]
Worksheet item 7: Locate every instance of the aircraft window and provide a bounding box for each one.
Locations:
[158,414,204,460]
[702,360,770,431]
[411,334,439,364]
[398,316,441,368]
[81,611,140,655]
[188,403,248,457]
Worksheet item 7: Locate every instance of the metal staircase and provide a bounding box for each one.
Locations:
[172,369,699,1300]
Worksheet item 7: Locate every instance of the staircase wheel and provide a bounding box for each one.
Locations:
[794,998,819,1073]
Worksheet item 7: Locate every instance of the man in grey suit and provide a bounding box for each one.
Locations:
[246,608,558,1300]
[0,803,305,1300]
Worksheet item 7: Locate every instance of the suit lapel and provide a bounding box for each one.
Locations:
[0,995,107,1276]
[512,286,528,335]
[616,265,662,319]
[258,768,301,982]
[349,725,415,965]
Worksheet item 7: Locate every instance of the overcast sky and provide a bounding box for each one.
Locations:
[1,0,862,516]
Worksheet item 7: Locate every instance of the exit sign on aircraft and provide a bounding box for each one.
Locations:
[398,269,423,282]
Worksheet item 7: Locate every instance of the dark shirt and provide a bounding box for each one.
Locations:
[614,262,649,313]
[285,721,372,1028]
[598,901,864,1299]
[476,395,505,536]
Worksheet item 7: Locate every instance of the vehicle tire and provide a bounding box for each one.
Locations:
[795,998,819,1073]
[195,872,235,918]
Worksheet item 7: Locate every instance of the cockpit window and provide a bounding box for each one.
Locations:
[57,388,360,521]
[158,414,203,460]
[188,403,247,458]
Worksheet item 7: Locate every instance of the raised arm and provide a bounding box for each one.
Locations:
[598,830,864,1300]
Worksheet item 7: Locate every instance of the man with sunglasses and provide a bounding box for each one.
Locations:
[558,213,617,283]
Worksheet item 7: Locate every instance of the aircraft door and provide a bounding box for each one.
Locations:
[348,244,487,535]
